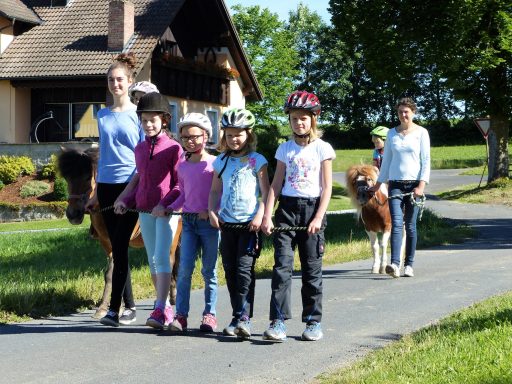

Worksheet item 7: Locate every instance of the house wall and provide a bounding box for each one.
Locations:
[0,17,14,54]
[0,81,30,144]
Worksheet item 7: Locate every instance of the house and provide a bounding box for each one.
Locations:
[0,0,262,145]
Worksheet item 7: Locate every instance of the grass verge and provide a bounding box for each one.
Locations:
[318,292,512,383]
[437,178,512,206]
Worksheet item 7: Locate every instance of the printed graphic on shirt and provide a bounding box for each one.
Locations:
[225,156,258,220]
[287,156,318,192]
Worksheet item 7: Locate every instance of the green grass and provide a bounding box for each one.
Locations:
[0,217,90,232]
[319,292,512,383]
[333,145,489,172]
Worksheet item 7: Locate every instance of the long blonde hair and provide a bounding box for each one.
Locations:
[216,128,257,155]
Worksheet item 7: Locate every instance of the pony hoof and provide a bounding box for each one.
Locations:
[379,266,386,274]
[371,266,380,274]
[92,308,107,319]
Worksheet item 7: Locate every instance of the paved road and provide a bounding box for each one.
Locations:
[1,171,511,384]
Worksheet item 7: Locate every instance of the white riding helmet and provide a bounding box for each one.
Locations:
[177,113,213,138]
[129,81,159,97]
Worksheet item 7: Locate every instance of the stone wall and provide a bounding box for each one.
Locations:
[0,142,96,169]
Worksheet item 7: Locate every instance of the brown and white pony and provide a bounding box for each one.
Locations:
[58,146,180,318]
[346,164,403,274]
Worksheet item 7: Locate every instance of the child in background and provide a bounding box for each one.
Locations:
[86,53,144,327]
[261,90,335,342]
[370,126,389,170]
[128,81,159,105]
[168,113,220,333]
[114,92,182,330]
[208,108,270,339]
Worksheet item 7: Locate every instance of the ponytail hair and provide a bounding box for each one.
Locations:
[108,53,137,80]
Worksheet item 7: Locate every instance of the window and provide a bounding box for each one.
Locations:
[206,109,219,144]
[168,102,178,139]
[34,103,104,143]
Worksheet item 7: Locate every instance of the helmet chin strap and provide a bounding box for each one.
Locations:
[293,130,311,139]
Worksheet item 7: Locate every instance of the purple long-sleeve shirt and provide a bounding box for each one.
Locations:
[168,154,215,213]
[124,132,183,211]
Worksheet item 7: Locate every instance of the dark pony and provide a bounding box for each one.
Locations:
[58,147,180,318]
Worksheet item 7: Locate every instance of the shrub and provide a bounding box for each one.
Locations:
[0,180,4,191]
[20,180,51,199]
[0,155,36,184]
[53,176,68,201]
[40,154,59,179]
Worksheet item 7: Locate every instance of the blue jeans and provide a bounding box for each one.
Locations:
[176,215,220,317]
[388,181,420,267]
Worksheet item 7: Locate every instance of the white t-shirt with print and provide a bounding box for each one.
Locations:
[276,138,336,198]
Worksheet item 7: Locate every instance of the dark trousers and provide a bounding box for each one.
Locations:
[270,196,325,323]
[220,226,261,319]
[97,182,138,313]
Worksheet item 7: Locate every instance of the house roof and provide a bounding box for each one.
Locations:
[0,0,42,25]
[0,0,262,101]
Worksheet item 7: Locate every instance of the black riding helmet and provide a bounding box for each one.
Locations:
[136,92,171,118]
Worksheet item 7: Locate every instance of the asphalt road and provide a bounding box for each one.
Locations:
[1,170,510,384]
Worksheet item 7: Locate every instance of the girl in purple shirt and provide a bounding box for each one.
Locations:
[168,113,220,333]
[114,92,182,330]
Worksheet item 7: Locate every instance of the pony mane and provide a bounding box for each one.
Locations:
[58,147,98,180]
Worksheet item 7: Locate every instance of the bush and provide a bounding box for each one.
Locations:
[40,154,59,179]
[0,155,36,184]
[53,176,68,201]
[0,180,4,191]
[20,180,51,199]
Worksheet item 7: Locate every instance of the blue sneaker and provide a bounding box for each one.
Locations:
[234,315,251,339]
[100,310,119,327]
[302,321,323,341]
[263,319,286,341]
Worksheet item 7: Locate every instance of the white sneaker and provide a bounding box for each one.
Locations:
[404,266,414,277]
[385,263,400,278]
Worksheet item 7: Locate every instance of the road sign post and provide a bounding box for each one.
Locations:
[473,118,491,187]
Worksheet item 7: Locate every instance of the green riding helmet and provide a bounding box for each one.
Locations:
[221,108,255,129]
[370,126,389,140]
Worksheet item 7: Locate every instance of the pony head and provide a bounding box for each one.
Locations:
[346,164,380,207]
[58,147,98,224]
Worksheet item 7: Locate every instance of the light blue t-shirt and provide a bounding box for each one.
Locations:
[213,152,267,223]
[96,107,144,183]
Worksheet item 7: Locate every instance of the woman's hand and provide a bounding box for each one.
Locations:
[413,181,426,198]
[198,210,209,221]
[84,194,98,213]
[367,181,382,193]
[113,200,127,214]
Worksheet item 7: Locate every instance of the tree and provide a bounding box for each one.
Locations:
[231,5,299,125]
[330,0,512,181]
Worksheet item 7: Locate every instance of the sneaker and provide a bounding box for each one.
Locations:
[404,265,414,277]
[100,310,119,327]
[302,321,323,341]
[164,306,174,327]
[263,319,287,342]
[119,308,136,325]
[199,313,217,332]
[234,315,251,339]
[385,263,400,278]
[169,314,188,332]
[223,318,238,336]
[146,308,165,330]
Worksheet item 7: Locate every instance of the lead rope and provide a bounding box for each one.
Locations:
[387,192,427,221]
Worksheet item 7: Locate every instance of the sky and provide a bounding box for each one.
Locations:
[224,0,331,23]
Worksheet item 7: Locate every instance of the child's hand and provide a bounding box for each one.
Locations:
[209,211,220,229]
[152,204,168,217]
[249,216,262,232]
[198,210,209,221]
[113,200,127,214]
[307,216,323,235]
[261,216,274,236]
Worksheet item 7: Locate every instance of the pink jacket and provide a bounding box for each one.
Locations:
[124,132,183,211]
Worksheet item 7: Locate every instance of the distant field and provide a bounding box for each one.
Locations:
[333,144,488,172]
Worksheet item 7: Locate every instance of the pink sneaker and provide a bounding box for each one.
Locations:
[164,306,174,327]
[146,307,165,330]
[169,314,188,332]
[199,313,217,332]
